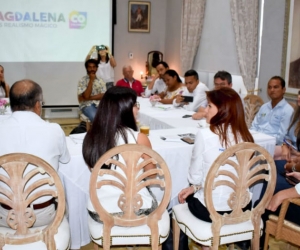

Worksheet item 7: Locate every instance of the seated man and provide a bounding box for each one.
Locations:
[173,69,208,111]
[0,79,70,227]
[192,70,232,120]
[78,59,106,122]
[116,65,144,96]
[251,76,293,145]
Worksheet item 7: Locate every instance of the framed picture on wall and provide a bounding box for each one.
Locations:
[128,1,151,33]
[282,0,300,95]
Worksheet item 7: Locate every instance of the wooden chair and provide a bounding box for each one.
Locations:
[244,95,264,128]
[0,153,70,250]
[88,144,171,250]
[264,197,300,249]
[172,142,276,250]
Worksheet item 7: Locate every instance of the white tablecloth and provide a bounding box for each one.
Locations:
[59,126,276,249]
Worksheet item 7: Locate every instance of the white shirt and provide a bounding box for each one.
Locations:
[145,78,166,97]
[173,82,208,111]
[97,60,114,83]
[0,111,70,203]
[188,127,250,211]
[145,76,185,97]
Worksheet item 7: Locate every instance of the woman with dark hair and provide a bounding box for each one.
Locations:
[158,69,185,104]
[277,90,300,160]
[178,88,254,250]
[86,45,116,89]
[0,65,10,98]
[83,86,157,219]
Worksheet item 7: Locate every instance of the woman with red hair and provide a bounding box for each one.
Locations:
[178,88,254,250]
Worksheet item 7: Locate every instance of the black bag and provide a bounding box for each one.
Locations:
[70,122,87,134]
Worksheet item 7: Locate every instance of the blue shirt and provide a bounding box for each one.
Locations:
[285,121,297,147]
[250,98,294,145]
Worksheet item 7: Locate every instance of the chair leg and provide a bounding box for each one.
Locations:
[93,242,99,250]
[172,218,180,250]
[263,232,269,250]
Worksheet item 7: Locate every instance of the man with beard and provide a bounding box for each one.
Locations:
[77,59,106,122]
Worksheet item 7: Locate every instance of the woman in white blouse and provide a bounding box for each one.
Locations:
[178,88,254,250]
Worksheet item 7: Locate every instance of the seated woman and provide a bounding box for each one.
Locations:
[178,88,254,250]
[158,69,185,104]
[0,65,10,98]
[82,86,157,219]
[274,90,300,161]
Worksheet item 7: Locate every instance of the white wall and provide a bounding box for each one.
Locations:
[114,0,167,82]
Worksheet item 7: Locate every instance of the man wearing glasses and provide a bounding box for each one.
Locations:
[192,71,233,120]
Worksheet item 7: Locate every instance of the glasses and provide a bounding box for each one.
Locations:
[134,102,140,109]
[39,101,45,106]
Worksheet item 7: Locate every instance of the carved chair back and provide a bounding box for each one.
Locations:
[0,153,66,249]
[89,144,171,249]
[244,94,264,128]
[204,142,276,249]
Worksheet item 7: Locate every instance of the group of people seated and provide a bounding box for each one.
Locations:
[1,45,300,250]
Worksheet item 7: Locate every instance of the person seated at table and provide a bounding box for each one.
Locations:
[192,70,233,120]
[144,61,170,97]
[116,65,144,96]
[274,90,300,160]
[250,76,293,146]
[178,88,254,250]
[0,65,10,98]
[157,69,185,104]
[173,69,208,111]
[82,86,157,220]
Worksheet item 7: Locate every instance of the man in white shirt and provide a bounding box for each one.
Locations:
[0,79,70,227]
[173,69,208,111]
[145,61,169,97]
[192,70,233,120]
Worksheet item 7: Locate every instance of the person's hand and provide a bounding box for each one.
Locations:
[192,111,206,120]
[286,171,300,180]
[178,186,194,204]
[267,191,286,211]
[105,45,111,55]
[281,144,291,161]
[88,72,96,82]
[285,160,296,172]
[175,95,184,104]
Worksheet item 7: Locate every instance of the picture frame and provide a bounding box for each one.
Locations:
[282,0,300,96]
[128,1,151,33]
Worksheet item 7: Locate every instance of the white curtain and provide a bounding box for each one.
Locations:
[181,0,206,74]
[230,0,259,91]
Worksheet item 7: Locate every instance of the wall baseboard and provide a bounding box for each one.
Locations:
[43,107,79,119]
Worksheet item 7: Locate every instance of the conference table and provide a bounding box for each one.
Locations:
[58,97,276,249]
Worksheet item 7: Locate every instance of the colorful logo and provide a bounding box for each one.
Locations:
[69,11,87,29]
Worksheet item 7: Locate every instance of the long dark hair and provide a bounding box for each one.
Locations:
[164,69,182,83]
[287,90,300,136]
[82,86,138,168]
[0,65,6,96]
[206,88,254,147]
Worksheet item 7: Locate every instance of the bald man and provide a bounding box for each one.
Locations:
[0,79,70,227]
[116,65,144,96]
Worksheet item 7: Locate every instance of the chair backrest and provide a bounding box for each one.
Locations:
[0,153,66,249]
[89,144,171,247]
[204,142,276,248]
[146,51,163,76]
[244,94,264,128]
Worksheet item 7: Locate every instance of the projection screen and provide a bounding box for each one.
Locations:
[0,0,112,106]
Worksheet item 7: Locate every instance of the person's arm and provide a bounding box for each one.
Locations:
[250,106,262,131]
[267,186,300,211]
[192,108,207,120]
[85,45,97,61]
[159,97,176,104]
[147,75,159,91]
[81,74,96,100]
[185,84,208,112]
[276,106,294,145]
[5,83,9,98]
[109,55,116,68]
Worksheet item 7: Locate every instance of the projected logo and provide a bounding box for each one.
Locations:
[69,11,87,29]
